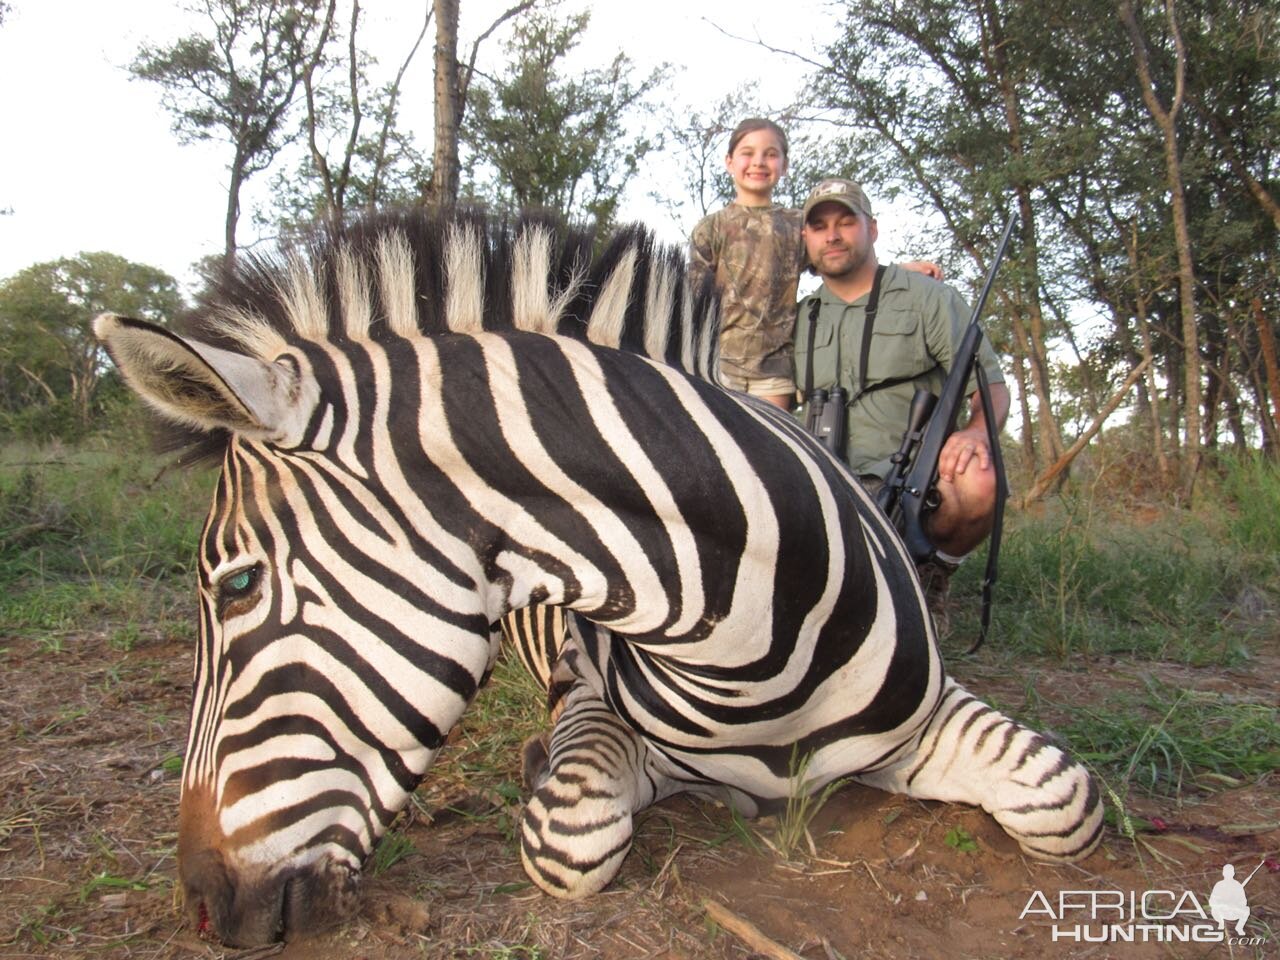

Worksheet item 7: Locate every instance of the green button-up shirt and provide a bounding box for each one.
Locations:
[793,264,1005,478]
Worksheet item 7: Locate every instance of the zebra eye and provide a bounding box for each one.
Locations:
[226,569,254,593]
[216,564,262,619]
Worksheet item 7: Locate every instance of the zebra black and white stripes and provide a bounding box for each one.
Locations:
[97,209,1102,946]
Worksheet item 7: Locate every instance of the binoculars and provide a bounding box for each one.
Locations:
[804,385,848,458]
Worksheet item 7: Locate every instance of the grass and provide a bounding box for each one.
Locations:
[370,829,417,876]
[1215,450,1280,561]
[442,652,548,793]
[763,748,846,861]
[0,438,213,648]
[1058,674,1280,798]
[950,485,1273,665]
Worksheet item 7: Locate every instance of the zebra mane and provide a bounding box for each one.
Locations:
[163,208,721,463]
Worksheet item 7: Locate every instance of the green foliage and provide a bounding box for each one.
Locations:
[453,651,548,785]
[649,88,777,227]
[943,826,978,853]
[960,497,1269,664]
[766,747,845,861]
[0,253,182,440]
[264,82,430,238]
[130,0,329,151]
[130,0,336,256]
[1060,675,1280,798]
[78,873,149,902]
[370,829,416,876]
[805,0,1280,459]
[262,4,432,237]
[460,3,668,229]
[1214,451,1280,560]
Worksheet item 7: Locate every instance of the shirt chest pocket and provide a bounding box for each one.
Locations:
[867,311,931,384]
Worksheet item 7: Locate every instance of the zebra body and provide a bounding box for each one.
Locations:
[96,210,1101,946]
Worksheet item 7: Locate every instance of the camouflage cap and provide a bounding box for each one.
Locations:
[802,178,874,221]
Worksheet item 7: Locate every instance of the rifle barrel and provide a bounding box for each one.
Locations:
[969,214,1018,327]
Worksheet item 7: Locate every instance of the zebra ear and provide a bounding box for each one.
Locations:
[94,313,319,445]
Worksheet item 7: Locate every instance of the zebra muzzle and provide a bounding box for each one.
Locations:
[182,848,362,946]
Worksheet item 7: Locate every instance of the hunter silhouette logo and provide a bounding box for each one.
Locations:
[1020,860,1270,945]
[1209,861,1263,935]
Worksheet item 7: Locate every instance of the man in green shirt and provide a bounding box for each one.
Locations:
[794,178,1010,630]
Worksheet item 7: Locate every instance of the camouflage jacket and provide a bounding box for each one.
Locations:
[689,204,805,380]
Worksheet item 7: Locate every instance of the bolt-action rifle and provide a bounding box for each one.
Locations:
[876,214,1015,650]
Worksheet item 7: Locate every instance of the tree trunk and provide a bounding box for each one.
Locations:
[1119,0,1202,496]
[1125,219,1169,479]
[225,147,246,266]
[1202,313,1225,449]
[1021,357,1153,506]
[428,0,460,206]
[1008,333,1037,470]
[301,0,344,226]
[977,0,1066,466]
[1253,297,1280,450]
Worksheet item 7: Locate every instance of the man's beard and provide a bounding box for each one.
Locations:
[822,243,871,279]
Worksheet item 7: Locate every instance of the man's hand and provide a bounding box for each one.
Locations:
[938,424,993,483]
[902,260,943,281]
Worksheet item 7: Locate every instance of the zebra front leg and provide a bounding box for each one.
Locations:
[519,660,667,898]
[858,678,1104,861]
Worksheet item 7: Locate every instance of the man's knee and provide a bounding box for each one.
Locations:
[955,458,998,512]
[937,462,997,527]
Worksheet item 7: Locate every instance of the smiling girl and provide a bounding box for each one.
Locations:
[688,118,802,409]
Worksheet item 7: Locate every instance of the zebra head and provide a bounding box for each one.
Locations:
[94,212,720,945]
[94,313,503,943]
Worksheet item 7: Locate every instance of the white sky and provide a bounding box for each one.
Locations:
[0,0,848,286]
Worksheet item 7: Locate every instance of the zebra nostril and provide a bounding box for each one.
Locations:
[278,877,293,941]
[196,901,211,938]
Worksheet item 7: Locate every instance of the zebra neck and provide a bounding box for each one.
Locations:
[401,331,852,663]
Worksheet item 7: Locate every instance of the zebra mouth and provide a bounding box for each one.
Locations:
[191,865,350,945]
[195,901,212,939]
[279,875,298,941]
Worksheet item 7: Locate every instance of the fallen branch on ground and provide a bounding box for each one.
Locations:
[703,899,805,960]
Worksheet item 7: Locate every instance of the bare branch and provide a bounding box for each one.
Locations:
[1020,356,1154,506]
[371,2,432,201]
[458,1,537,110]
[301,0,341,215]
[703,18,829,73]
[334,0,365,214]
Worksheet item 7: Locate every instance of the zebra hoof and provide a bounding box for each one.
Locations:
[519,787,634,899]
